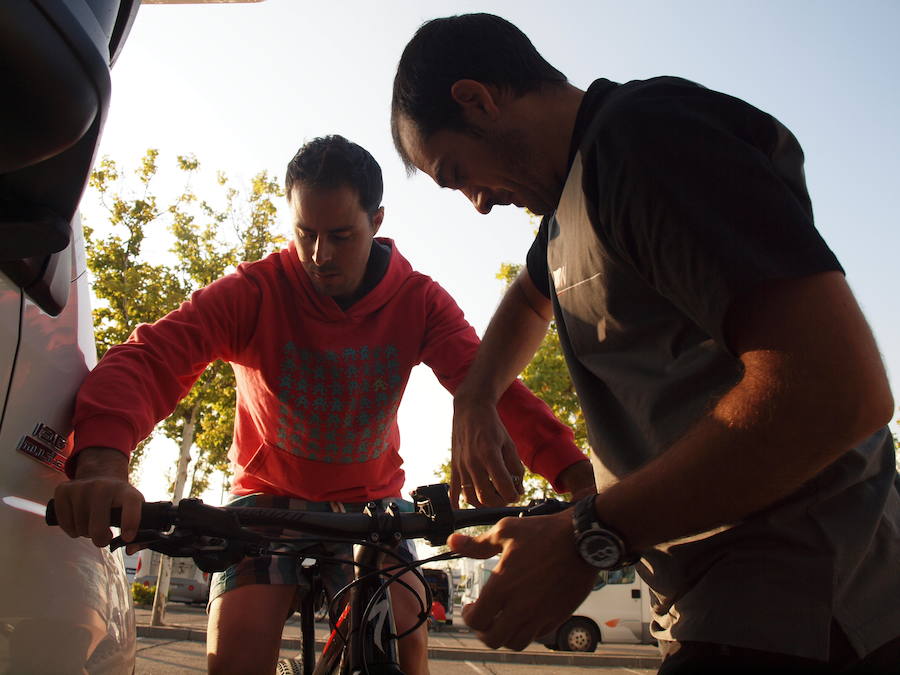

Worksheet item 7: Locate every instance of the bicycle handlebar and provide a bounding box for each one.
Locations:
[45,500,176,531]
[45,483,572,571]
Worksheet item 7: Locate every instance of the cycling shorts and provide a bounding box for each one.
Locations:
[207,493,418,615]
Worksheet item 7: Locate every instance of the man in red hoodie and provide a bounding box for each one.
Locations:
[52,135,594,674]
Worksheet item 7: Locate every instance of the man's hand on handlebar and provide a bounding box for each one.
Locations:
[447,508,597,652]
[451,393,524,508]
[52,447,144,549]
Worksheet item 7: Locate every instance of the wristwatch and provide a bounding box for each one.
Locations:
[572,495,635,570]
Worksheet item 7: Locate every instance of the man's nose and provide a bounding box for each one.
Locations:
[313,237,332,265]
[464,188,493,215]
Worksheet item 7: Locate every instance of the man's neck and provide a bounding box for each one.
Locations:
[518,83,586,192]
[333,239,391,310]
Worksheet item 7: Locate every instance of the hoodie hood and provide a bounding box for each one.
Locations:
[279,237,413,322]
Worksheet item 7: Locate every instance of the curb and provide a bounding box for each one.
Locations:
[136,625,662,668]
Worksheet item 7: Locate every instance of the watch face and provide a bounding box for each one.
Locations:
[577,531,621,569]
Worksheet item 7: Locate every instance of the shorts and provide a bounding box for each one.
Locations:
[657,622,900,674]
[208,494,418,615]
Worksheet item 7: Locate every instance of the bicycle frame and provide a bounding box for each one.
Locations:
[318,501,409,675]
[44,484,570,675]
[289,502,412,675]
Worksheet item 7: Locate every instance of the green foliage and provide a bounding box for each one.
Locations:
[893,426,899,475]
[131,582,156,606]
[84,150,286,489]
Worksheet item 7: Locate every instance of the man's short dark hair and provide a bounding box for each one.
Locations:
[285,135,383,217]
[391,13,567,171]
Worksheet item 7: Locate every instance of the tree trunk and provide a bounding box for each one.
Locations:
[150,404,198,626]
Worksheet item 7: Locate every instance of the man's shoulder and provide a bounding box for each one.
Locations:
[232,248,292,285]
[384,241,442,294]
[195,248,289,301]
[592,76,768,137]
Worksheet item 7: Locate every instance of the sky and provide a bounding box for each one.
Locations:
[89,0,900,502]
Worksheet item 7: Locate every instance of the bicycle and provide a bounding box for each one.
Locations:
[45,484,571,675]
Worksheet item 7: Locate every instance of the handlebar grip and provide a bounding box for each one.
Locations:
[45,499,175,530]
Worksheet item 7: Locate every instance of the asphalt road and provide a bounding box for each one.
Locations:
[135,636,659,674]
[134,603,662,673]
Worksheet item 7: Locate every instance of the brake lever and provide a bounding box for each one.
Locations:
[523,498,571,516]
[109,529,168,552]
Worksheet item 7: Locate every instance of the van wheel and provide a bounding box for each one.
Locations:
[557,617,599,652]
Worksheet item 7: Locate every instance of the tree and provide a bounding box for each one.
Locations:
[85,150,285,624]
[894,426,899,475]
[85,150,285,490]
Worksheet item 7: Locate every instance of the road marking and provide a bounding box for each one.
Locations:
[464,661,490,674]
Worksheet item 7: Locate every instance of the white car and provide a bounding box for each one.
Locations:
[1,1,140,672]
[134,551,211,605]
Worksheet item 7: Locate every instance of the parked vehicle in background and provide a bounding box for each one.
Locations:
[122,552,139,584]
[459,555,498,609]
[134,550,210,604]
[422,567,453,626]
[541,565,656,652]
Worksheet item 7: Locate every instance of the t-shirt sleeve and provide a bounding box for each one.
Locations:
[525,217,552,299]
[582,86,843,348]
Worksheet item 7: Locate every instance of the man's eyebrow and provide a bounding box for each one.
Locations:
[296,225,354,234]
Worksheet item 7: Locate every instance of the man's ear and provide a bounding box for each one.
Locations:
[371,206,385,235]
[450,79,501,124]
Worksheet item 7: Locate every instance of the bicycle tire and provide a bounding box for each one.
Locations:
[276,657,302,675]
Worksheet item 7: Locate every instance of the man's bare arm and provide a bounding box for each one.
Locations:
[452,269,554,506]
[596,271,894,549]
[451,271,894,650]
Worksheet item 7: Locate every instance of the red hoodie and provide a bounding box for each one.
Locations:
[71,239,584,501]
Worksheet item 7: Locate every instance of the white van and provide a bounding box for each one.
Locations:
[0,215,137,674]
[459,556,498,609]
[2,1,141,669]
[134,550,211,605]
[123,551,140,584]
[541,565,655,651]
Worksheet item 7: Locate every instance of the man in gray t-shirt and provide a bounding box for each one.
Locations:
[390,12,900,673]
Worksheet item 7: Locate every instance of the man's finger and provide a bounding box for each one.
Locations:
[460,437,516,506]
[455,467,481,507]
[87,492,114,547]
[460,571,509,634]
[119,491,143,543]
[500,439,525,496]
[53,490,76,538]
[463,482,483,507]
[507,622,540,652]
[449,465,463,509]
[447,532,502,560]
[471,468,496,507]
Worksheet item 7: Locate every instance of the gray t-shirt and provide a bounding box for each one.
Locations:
[528,77,900,659]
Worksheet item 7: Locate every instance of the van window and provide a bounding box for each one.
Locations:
[592,565,637,590]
